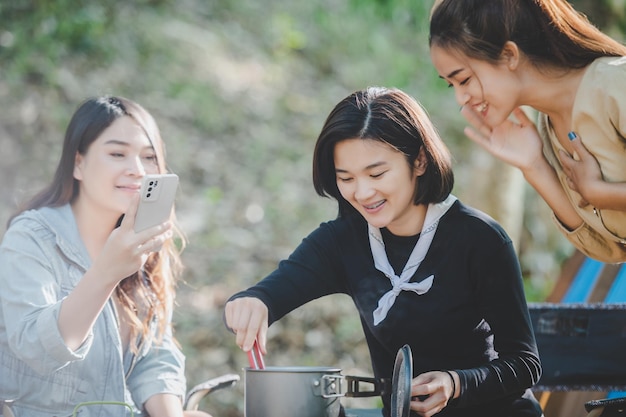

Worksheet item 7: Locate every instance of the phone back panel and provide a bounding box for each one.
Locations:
[134,174,179,232]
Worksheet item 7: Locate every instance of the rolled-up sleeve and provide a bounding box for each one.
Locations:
[551,213,626,263]
[127,318,187,410]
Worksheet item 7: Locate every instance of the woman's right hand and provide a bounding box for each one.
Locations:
[59,195,173,350]
[94,194,173,287]
[461,106,545,172]
[224,297,269,354]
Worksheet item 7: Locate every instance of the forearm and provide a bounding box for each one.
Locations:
[144,393,184,417]
[523,160,583,230]
[454,351,541,408]
[58,266,117,351]
[583,180,626,210]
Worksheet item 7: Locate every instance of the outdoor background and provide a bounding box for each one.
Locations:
[1,1,624,415]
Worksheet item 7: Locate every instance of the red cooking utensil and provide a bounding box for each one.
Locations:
[247,339,265,370]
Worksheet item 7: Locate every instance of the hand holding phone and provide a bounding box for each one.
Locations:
[134,174,179,232]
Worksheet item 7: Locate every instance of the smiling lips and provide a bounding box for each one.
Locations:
[117,184,141,192]
[364,200,385,211]
[475,102,488,114]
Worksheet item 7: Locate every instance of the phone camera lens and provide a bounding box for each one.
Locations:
[146,193,151,198]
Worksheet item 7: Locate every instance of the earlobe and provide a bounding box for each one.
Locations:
[502,41,520,70]
[414,148,428,176]
[73,152,83,180]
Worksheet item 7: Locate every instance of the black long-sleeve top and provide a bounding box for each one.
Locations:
[229,200,542,417]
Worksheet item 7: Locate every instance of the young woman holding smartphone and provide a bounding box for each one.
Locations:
[0,96,209,417]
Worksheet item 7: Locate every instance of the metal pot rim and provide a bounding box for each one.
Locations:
[244,366,342,373]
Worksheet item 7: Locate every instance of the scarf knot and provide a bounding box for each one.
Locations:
[370,195,457,326]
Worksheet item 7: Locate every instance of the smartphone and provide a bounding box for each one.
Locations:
[134,173,179,232]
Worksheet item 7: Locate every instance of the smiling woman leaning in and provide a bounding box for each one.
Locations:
[429,0,626,263]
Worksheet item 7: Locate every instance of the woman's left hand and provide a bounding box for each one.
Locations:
[558,133,603,207]
[409,371,456,417]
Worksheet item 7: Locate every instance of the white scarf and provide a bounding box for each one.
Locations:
[370,194,457,326]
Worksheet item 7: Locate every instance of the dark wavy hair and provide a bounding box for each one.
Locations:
[11,96,184,352]
[312,87,454,218]
[429,0,626,70]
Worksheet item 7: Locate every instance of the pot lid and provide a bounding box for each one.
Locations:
[391,344,412,417]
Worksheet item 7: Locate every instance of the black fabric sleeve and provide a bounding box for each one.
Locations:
[226,222,349,325]
[454,239,541,408]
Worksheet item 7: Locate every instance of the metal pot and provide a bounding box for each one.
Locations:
[244,366,382,417]
[243,345,413,417]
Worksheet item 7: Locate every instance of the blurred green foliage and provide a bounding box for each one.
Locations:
[0,1,115,84]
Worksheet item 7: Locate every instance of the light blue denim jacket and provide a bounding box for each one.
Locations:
[0,204,187,417]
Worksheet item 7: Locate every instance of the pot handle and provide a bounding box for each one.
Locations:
[317,374,345,399]
[316,375,388,399]
[344,375,387,398]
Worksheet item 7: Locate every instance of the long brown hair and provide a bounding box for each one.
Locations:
[429,0,626,70]
[312,87,454,218]
[11,96,184,351]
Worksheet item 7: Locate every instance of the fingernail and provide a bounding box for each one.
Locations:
[568,131,578,141]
